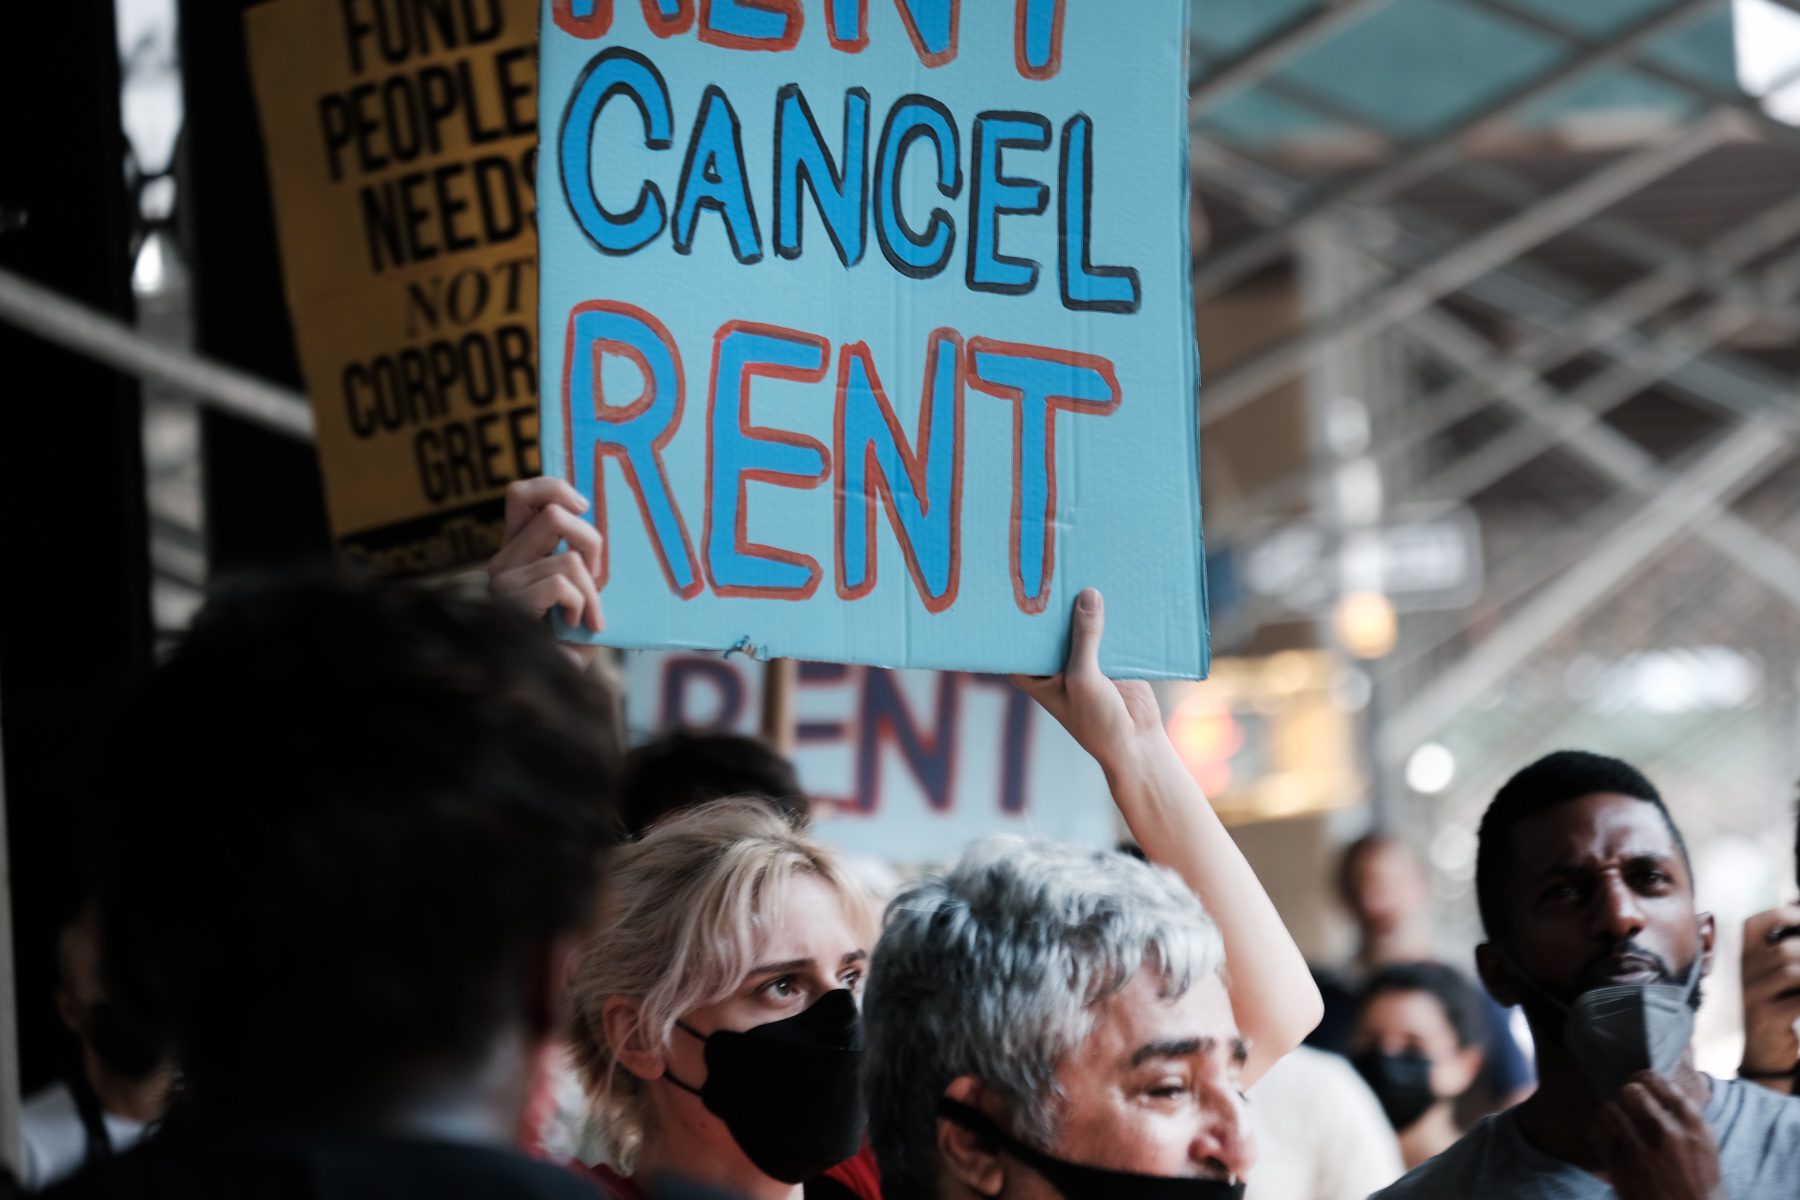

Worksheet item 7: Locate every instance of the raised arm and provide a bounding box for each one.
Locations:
[1013,588,1322,1084]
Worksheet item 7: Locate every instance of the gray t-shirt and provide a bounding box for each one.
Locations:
[1372,1077,1800,1200]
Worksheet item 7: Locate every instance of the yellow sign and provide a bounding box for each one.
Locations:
[245,0,540,575]
[1164,652,1361,824]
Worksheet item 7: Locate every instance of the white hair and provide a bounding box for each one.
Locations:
[865,837,1224,1200]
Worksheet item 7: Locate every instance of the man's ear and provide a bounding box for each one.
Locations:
[1697,911,1718,980]
[1474,943,1519,1009]
[938,1076,1006,1199]
[602,996,666,1083]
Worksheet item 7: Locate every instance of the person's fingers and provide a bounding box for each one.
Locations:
[1633,1072,1699,1125]
[489,505,600,578]
[489,505,566,576]
[492,552,584,606]
[1597,1098,1648,1158]
[493,552,578,594]
[1065,588,1104,679]
[520,575,585,626]
[1745,958,1800,997]
[1746,905,1800,943]
[569,557,604,632]
[500,554,605,632]
[1744,952,1800,999]
[536,505,602,578]
[503,477,587,539]
[1614,1079,1678,1149]
[560,510,603,579]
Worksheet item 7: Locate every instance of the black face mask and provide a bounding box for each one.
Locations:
[938,1098,1246,1200]
[85,1001,168,1082]
[667,989,866,1184]
[1350,1049,1437,1132]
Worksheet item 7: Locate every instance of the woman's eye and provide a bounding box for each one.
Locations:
[762,976,800,999]
[841,969,865,994]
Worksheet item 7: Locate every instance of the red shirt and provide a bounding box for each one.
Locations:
[583,1147,881,1199]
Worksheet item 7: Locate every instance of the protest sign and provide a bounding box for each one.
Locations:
[626,651,1115,861]
[246,0,541,576]
[539,1,1207,677]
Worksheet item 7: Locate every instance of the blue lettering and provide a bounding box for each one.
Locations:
[967,111,1050,295]
[775,86,869,267]
[672,85,764,263]
[558,48,672,255]
[873,96,961,278]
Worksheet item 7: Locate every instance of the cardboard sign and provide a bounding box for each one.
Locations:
[539,2,1206,677]
[626,652,1115,861]
[246,0,542,576]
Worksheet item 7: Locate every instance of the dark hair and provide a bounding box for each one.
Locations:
[92,573,622,1119]
[1475,750,1689,941]
[619,729,805,836]
[1357,962,1486,1049]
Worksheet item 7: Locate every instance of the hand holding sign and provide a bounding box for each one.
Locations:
[1019,585,1325,1084]
[1011,589,1162,782]
[1018,586,1323,1085]
[488,478,606,665]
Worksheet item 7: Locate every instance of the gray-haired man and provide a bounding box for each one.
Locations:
[861,590,1322,1200]
[865,838,1254,1200]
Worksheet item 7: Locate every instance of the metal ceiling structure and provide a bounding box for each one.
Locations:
[1184,0,1800,841]
[0,0,1792,820]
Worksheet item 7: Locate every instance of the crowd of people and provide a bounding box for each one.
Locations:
[9,476,1800,1199]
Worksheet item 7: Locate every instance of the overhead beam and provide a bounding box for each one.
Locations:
[1209,186,1800,531]
[1376,413,1797,763]
[1398,299,1800,612]
[1197,112,1734,427]
[1189,0,1724,301]
[1191,122,1799,422]
[1434,558,1773,806]
[1409,243,1800,505]
[1194,52,1783,325]
[1189,0,1396,114]
[1465,0,1800,154]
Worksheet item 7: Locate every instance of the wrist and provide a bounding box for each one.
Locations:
[1098,725,1179,788]
[1740,1028,1799,1075]
[1737,1061,1799,1080]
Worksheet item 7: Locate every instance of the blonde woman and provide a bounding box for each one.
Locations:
[567,800,884,1200]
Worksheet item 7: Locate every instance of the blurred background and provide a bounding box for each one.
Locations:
[2,0,1797,1156]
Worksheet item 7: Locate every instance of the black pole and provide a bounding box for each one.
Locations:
[178,0,331,574]
[0,0,153,1096]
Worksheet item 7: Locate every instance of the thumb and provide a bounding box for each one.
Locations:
[1067,588,1104,678]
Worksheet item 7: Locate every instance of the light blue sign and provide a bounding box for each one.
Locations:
[539,0,1207,678]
